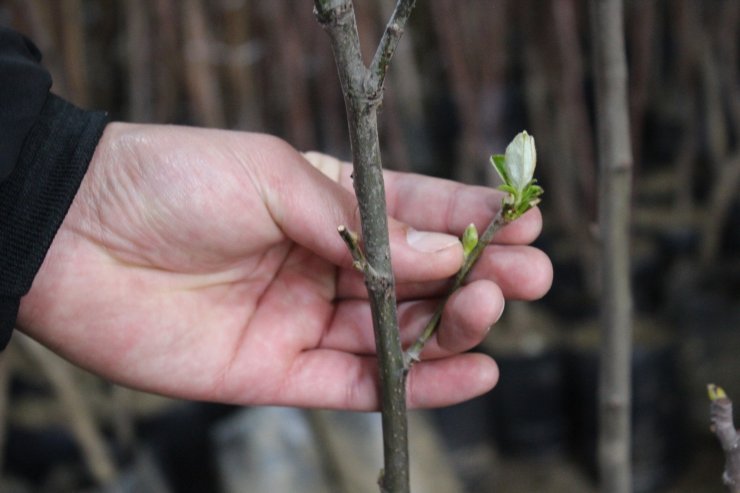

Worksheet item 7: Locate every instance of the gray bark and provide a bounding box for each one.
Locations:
[589,0,634,492]
[314,1,417,491]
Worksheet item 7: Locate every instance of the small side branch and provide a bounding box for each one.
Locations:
[369,0,417,89]
[709,385,740,492]
[405,209,506,367]
[338,225,380,280]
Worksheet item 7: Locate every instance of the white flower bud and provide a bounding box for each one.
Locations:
[503,131,536,194]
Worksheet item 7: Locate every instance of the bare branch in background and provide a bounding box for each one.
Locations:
[520,2,598,296]
[17,335,117,486]
[218,0,260,129]
[153,0,182,123]
[552,0,596,216]
[590,0,634,492]
[21,1,69,98]
[125,0,154,122]
[260,1,314,149]
[182,0,225,128]
[59,0,89,107]
[429,0,481,183]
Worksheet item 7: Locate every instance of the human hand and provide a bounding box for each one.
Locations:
[17,123,551,410]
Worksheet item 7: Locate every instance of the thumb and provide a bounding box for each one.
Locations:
[387,222,463,282]
[263,147,463,282]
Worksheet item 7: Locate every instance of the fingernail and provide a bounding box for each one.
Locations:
[496,299,506,322]
[406,228,460,253]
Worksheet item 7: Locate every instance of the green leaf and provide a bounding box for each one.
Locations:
[497,184,517,203]
[490,132,543,223]
[491,154,508,185]
[521,182,543,205]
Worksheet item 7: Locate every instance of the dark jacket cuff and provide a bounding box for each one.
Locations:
[0,94,108,349]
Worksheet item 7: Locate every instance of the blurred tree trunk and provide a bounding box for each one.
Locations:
[124,0,153,122]
[182,0,225,128]
[260,1,314,150]
[153,0,182,123]
[552,0,596,216]
[590,0,634,492]
[59,0,89,106]
[219,0,260,130]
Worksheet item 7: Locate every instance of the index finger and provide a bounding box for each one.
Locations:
[380,169,543,245]
[303,152,543,245]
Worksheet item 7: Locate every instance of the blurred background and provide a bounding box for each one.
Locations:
[0,0,739,492]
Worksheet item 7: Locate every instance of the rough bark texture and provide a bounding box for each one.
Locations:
[710,393,740,492]
[589,0,634,492]
[314,1,416,491]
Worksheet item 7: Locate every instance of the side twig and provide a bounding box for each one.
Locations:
[404,210,506,366]
[407,129,542,367]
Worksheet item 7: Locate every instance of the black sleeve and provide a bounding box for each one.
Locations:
[0,27,50,181]
[0,28,109,349]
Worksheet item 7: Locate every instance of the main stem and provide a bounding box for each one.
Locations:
[347,95,409,493]
[314,1,416,491]
[590,1,634,492]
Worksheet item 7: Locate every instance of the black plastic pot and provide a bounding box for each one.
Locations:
[565,328,688,493]
[488,349,568,457]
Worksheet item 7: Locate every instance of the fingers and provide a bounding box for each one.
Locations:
[436,280,504,354]
[320,279,504,359]
[260,144,463,282]
[405,353,499,409]
[305,151,542,246]
[385,172,543,245]
[299,152,546,289]
[270,350,498,411]
[466,244,553,300]
[334,162,543,245]
[336,243,552,302]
